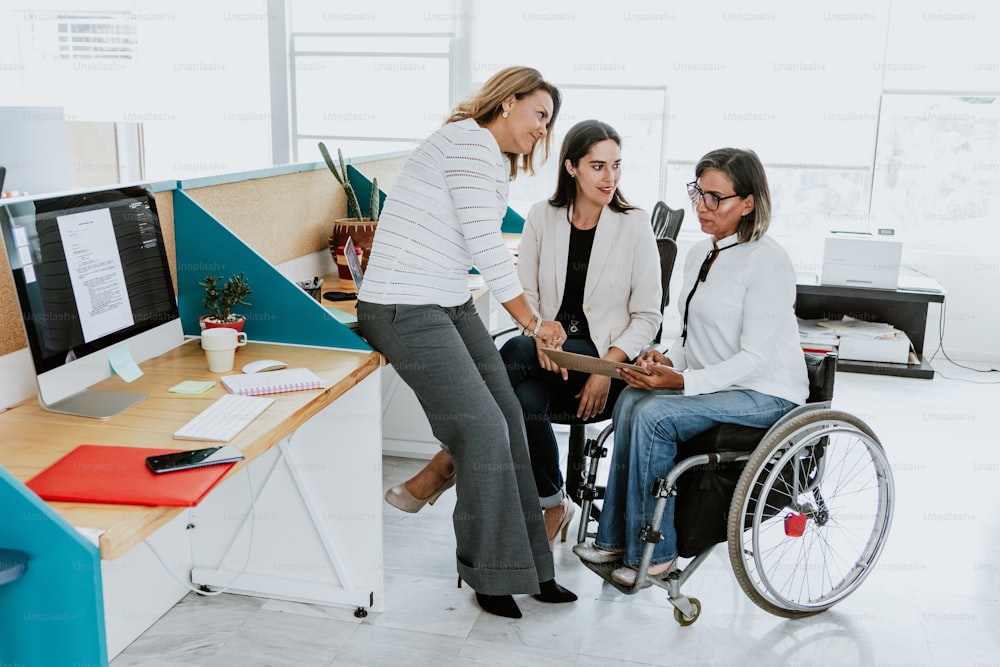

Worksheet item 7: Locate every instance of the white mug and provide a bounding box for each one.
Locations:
[201,328,248,372]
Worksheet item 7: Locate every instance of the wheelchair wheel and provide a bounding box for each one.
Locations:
[728,409,894,618]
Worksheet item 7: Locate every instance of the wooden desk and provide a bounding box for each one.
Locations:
[795,283,945,379]
[0,339,382,657]
[0,339,378,559]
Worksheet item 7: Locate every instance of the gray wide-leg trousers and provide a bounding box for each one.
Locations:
[358,298,555,595]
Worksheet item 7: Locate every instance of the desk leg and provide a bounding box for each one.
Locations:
[189,373,383,613]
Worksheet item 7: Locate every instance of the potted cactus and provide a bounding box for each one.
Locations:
[199,272,252,332]
[319,142,380,271]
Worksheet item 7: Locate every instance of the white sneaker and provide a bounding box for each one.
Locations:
[611,560,676,587]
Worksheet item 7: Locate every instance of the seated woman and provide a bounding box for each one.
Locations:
[500,119,662,546]
[573,147,808,586]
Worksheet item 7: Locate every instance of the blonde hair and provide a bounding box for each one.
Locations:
[446,66,561,179]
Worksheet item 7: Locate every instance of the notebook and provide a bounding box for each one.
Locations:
[220,367,324,396]
[26,444,236,507]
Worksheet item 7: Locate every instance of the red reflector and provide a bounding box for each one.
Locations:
[784,512,806,537]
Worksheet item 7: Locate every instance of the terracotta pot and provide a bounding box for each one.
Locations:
[329,217,378,272]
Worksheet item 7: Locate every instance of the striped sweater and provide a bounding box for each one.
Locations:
[358,118,523,307]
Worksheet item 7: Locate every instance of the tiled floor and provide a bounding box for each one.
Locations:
[112,360,1000,666]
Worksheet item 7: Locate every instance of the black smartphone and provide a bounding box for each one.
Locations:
[146,445,245,474]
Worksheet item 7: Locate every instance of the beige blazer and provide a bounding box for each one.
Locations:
[518,201,662,359]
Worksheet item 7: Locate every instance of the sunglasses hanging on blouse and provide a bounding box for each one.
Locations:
[680,242,739,347]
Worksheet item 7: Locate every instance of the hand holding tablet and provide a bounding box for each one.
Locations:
[541,349,652,378]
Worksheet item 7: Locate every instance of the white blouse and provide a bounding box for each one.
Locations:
[665,233,809,405]
[359,118,523,307]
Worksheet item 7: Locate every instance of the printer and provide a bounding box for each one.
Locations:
[820,232,902,290]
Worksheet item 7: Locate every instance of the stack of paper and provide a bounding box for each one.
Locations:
[816,316,901,340]
[813,316,912,364]
[797,318,839,353]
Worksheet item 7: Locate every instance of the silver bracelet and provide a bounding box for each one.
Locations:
[523,315,540,337]
[530,317,542,338]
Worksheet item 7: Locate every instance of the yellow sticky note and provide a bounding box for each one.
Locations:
[108,345,143,383]
[168,380,216,395]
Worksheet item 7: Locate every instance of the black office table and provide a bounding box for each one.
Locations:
[795,283,945,379]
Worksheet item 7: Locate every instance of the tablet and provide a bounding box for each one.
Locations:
[541,349,651,378]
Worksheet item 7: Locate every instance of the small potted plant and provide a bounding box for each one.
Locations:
[319,141,380,271]
[199,272,252,332]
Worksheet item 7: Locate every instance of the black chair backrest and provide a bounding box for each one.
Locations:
[651,201,684,240]
[662,205,684,241]
[804,352,837,404]
[654,237,678,344]
[650,201,667,235]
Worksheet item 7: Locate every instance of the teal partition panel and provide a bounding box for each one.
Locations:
[346,163,524,233]
[173,190,371,351]
[0,467,106,666]
[346,164,385,220]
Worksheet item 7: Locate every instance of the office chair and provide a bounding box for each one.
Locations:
[651,200,684,241]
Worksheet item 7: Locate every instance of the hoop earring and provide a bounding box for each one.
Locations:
[502,111,509,118]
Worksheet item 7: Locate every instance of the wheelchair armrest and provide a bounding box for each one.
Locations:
[805,352,837,404]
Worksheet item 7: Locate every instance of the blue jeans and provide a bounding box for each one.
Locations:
[500,335,625,508]
[595,386,795,568]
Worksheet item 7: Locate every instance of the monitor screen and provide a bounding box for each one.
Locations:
[0,184,183,418]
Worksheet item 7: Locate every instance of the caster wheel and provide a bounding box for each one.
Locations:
[673,597,701,626]
[354,607,368,618]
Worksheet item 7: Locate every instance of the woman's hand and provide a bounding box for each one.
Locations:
[535,319,566,347]
[637,348,670,367]
[619,363,684,391]
[576,374,611,420]
[535,334,568,380]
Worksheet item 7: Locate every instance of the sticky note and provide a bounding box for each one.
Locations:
[108,345,143,382]
[168,380,217,395]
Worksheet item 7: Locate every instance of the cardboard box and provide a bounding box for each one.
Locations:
[838,332,912,364]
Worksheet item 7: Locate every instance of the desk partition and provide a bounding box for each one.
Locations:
[0,466,105,666]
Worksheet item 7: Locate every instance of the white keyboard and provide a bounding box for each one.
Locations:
[173,394,274,442]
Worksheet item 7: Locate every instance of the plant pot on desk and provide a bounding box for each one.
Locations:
[199,315,246,333]
[329,217,377,272]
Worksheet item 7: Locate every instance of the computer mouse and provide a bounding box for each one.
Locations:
[241,359,288,374]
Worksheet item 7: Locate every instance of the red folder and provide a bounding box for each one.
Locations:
[26,444,237,507]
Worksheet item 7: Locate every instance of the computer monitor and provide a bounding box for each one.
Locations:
[0,184,183,418]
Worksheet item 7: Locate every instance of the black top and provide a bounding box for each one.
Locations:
[556,225,597,338]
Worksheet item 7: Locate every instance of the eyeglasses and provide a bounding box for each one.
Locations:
[686,181,743,211]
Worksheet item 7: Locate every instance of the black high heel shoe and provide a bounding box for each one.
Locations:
[475,592,522,619]
[531,579,577,604]
[459,576,524,618]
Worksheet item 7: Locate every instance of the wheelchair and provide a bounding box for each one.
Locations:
[572,353,895,625]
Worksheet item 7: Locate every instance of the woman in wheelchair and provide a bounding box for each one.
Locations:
[499,119,662,547]
[573,147,809,587]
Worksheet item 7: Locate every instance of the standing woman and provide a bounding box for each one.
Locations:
[357,66,577,618]
[501,119,662,546]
